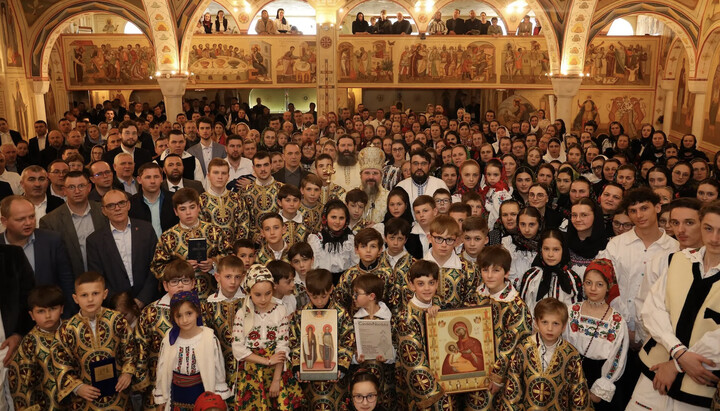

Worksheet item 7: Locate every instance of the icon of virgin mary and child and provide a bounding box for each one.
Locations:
[441,321,484,375]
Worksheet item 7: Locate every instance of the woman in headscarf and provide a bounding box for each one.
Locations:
[566,198,609,278]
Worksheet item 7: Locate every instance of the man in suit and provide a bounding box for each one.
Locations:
[0,118,22,146]
[39,170,106,276]
[161,153,204,194]
[129,162,178,237]
[102,120,152,175]
[0,196,75,312]
[272,142,308,188]
[20,165,64,225]
[28,120,49,164]
[186,117,226,177]
[40,130,65,169]
[87,189,158,308]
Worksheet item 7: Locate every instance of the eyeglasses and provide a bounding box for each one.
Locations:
[168,278,194,286]
[65,184,88,192]
[104,200,129,210]
[612,221,634,230]
[435,199,450,204]
[93,170,113,178]
[432,235,456,245]
[352,393,378,403]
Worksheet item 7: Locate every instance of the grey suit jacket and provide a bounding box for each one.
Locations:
[161,179,204,195]
[187,142,227,176]
[39,201,107,276]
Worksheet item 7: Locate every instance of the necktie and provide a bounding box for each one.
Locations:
[172,185,179,192]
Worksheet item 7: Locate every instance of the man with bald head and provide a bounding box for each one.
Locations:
[20,165,64,225]
[114,153,138,195]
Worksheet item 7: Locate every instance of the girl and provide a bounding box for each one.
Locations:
[670,161,695,198]
[528,182,565,230]
[275,8,291,33]
[567,198,608,277]
[308,199,359,282]
[202,12,213,33]
[453,160,482,202]
[536,164,555,186]
[511,166,535,207]
[91,145,105,162]
[518,229,584,316]
[373,188,414,235]
[697,179,720,203]
[678,134,709,162]
[108,291,140,330]
[639,160,655,183]
[566,145,585,172]
[345,370,386,411]
[154,291,230,410]
[501,154,518,181]
[564,259,628,410]
[646,165,671,189]
[553,167,575,219]
[213,122,227,145]
[691,158,710,182]
[502,206,542,285]
[480,158,512,229]
[232,265,302,409]
[634,123,654,155]
[215,10,228,33]
[525,147,543,171]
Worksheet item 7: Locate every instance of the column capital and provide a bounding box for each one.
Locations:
[687,79,709,94]
[659,79,675,91]
[156,75,188,97]
[550,77,583,98]
[31,79,50,95]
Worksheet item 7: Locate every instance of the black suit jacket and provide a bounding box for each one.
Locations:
[28,136,45,164]
[0,229,75,314]
[6,130,22,145]
[39,146,63,169]
[0,245,35,336]
[0,181,12,201]
[102,146,153,176]
[161,179,204,195]
[128,189,178,233]
[406,233,425,260]
[46,194,65,213]
[86,218,159,305]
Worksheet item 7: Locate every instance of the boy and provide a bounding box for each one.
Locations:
[290,269,355,410]
[449,202,472,230]
[462,190,485,217]
[498,298,591,411]
[268,260,298,313]
[465,245,532,410]
[277,184,309,246]
[350,274,396,410]
[9,285,65,410]
[52,271,136,410]
[315,154,346,204]
[346,188,369,233]
[433,188,453,214]
[200,158,250,243]
[380,218,417,308]
[409,195,439,259]
[233,238,257,271]
[335,228,397,313]
[423,215,476,308]
[256,212,289,264]
[393,260,449,410]
[270,151,285,173]
[150,187,232,299]
[202,255,246,404]
[299,174,324,233]
[288,241,314,310]
[135,259,195,410]
[460,216,489,265]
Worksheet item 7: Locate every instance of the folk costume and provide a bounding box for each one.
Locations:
[256,241,290,265]
[502,232,539,287]
[334,260,398,313]
[150,220,231,299]
[199,188,250,244]
[299,201,324,233]
[380,248,415,309]
[281,212,310,246]
[518,248,584,316]
[135,293,174,409]
[242,177,283,241]
[308,201,359,282]
[423,250,476,309]
[52,307,137,410]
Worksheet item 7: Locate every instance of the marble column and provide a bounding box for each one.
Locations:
[31,80,50,123]
[688,79,708,142]
[550,77,583,130]
[315,18,338,116]
[156,76,188,124]
[659,79,674,136]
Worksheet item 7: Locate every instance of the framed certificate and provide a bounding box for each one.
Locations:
[300,309,338,381]
[426,305,496,394]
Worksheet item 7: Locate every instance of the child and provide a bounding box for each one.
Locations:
[433,188,453,215]
[464,246,532,410]
[154,290,230,409]
[299,174,325,233]
[480,158,513,229]
[135,259,196,410]
[564,259,628,410]
[518,229,584,316]
[448,202,472,230]
[409,195,439,258]
[9,285,65,410]
[233,238,257,271]
[498,298,591,410]
[335,228,397,313]
[315,153,346,204]
[52,271,136,410]
[307,199,359,283]
[347,370,383,411]
[346,188,370,233]
[462,190,485,217]
[288,241,313,310]
[268,259,298,312]
[460,216,489,265]
[350,274,396,410]
[202,255,246,404]
[232,265,302,409]
[200,158,250,244]
[290,268,355,409]
[452,159,483,203]
[278,184,310,246]
[108,291,141,330]
[380,218,416,308]
[422,215,476,308]
[393,260,449,410]
[257,212,290,264]
[502,206,542,285]
[150,187,232,299]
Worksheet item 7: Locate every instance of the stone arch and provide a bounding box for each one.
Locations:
[29,3,152,78]
[141,0,181,73]
[664,37,689,80]
[695,22,720,79]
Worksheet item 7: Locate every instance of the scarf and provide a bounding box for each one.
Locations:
[454,180,482,197]
[168,291,203,345]
[511,232,539,252]
[566,205,608,258]
[585,258,620,304]
[480,159,510,203]
[320,226,352,253]
[532,246,572,300]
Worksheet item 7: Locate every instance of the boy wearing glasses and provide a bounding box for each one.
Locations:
[433,188,453,214]
[135,259,195,410]
[423,215,476,308]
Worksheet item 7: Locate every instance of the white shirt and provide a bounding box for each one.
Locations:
[0,171,22,194]
[281,212,303,224]
[599,228,678,338]
[200,142,213,173]
[386,249,408,269]
[159,150,205,183]
[0,132,12,146]
[396,176,449,210]
[226,157,253,181]
[423,249,462,270]
[33,196,48,227]
[110,221,133,286]
[207,288,245,303]
[36,135,47,151]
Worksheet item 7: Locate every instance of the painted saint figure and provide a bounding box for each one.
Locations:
[303,324,317,369]
[320,324,334,369]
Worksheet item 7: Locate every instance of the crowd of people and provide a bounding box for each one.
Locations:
[0,94,719,411]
